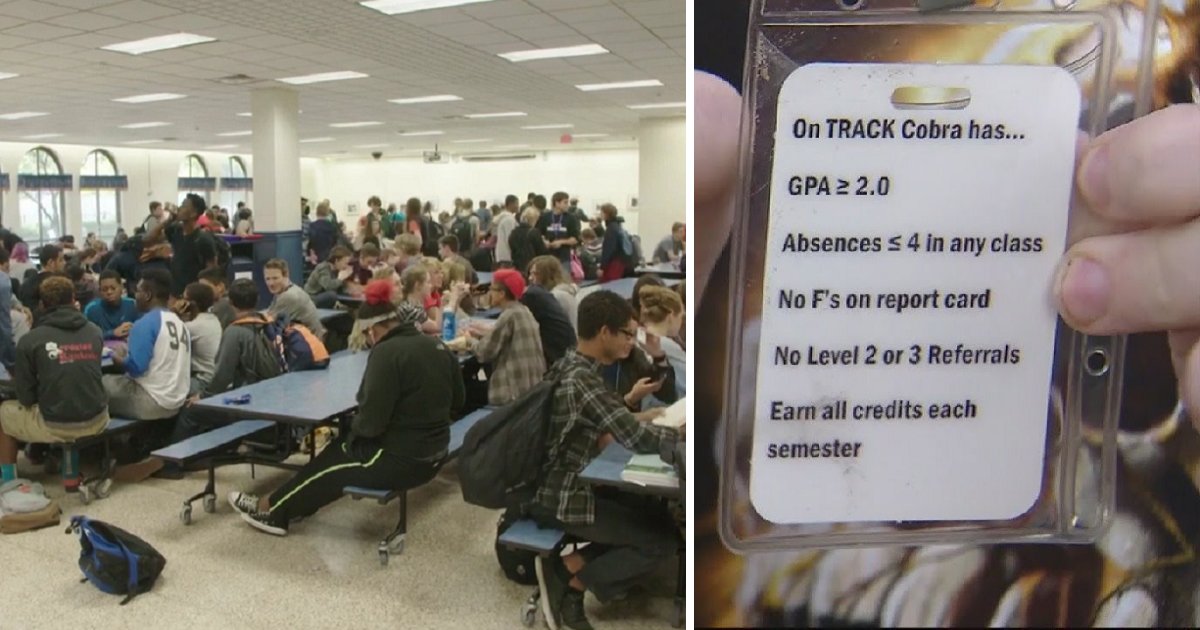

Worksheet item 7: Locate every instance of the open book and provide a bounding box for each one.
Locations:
[652,398,686,429]
[620,453,678,488]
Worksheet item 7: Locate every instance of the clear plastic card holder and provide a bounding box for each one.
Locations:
[720,0,1156,552]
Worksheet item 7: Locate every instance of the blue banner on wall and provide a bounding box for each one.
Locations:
[80,175,128,190]
[221,177,253,190]
[178,177,217,191]
[18,174,73,190]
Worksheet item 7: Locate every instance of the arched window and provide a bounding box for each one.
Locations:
[80,150,122,240]
[18,147,66,248]
[178,154,209,204]
[220,156,250,210]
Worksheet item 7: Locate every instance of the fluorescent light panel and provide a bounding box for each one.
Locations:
[397,130,443,137]
[119,122,170,129]
[388,94,461,105]
[576,79,662,92]
[499,44,607,63]
[330,121,383,128]
[123,139,163,145]
[300,137,335,143]
[0,73,19,81]
[521,124,573,130]
[0,112,48,120]
[22,133,62,139]
[217,130,252,137]
[236,112,252,117]
[112,92,186,104]
[278,71,367,85]
[627,101,685,109]
[102,33,216,55]
[360,0,494,16]
[464,111,525,119]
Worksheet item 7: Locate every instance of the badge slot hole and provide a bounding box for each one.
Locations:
[1085,348,1109,377]
[890,86,972,110]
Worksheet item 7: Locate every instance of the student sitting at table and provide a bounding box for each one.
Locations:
[263,258,326,339]
[637,286,686,400]
[606,276,679,411]
[521,257,576,368]
[176,282,221,396]
[532,290,680,630]
[228,279,464,536]
[161,279,285,469]
[104,268,192,421]
[350,243,382,287]
[529,255,578,330]
[444,260,476,316]
[438,235,478,285]
[465,269,545,406]
[0,277,108,483]
[197,267,235,329]
[304,246,355,309]
[392,233,421,275]
[84,270,141,340]
[399,265,438,336]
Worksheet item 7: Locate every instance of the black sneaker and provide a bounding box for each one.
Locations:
[228,491,287,536]
[559,589,595,630]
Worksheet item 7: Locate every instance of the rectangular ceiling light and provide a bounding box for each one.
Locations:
[123,139,163,145]
[236,112,252,117]
[300,137,335,143]
[119,121,171,129]
[218,130,252,137]
[576,79,663,92]
[397,130,443,137]
[451,138,492,144]
[0,73,19,81]
[521,124,573,130]
[360,0,495,16]
[278,71,368,85]
[0,111,48,120]
[102,33,216,55]
[388,94,461,105]
[499,44,607,63]
[112,92,186,104]
[627,101,685,109]
[23,133,62,139]
[464,111,525,119]
[330,121,383,128]
[204,144,238,149]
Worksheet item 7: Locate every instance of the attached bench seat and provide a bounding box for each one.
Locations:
[344,405,494,566]
[59,417,146,501]
[150,419,276,525]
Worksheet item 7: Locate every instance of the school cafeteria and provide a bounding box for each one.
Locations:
[0,1,686,628]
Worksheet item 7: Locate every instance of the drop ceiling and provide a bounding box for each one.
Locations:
[0,0,684,158]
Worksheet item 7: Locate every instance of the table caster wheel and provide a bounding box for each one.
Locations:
[521,601,537,627]
[378,548,389,567]
[79,485,92,505]
[387,536,405,556]
[203,494,216,513]
[94,478,112,499]
[180,504,192,525]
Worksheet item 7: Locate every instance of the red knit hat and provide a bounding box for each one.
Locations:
[493,269,526,300]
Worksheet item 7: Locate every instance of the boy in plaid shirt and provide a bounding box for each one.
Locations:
[532,290,682,630]
[467,269,546,405]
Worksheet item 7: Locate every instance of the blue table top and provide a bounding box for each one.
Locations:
[635,262,684,279]
[336,294,363,303]
[476,271,493,287]
[578,442,680,499]
[191,349,371,425]
[316,308,349,321]
[578,276,682,301]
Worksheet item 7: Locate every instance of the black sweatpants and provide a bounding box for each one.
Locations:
[540,488,681,603]
[267,438,440,525]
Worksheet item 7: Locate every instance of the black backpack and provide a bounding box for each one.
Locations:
[422,217,444,257]
[212,235,231,271]
[452,216,474,253]
[458,376,560,510]
[495,507,538,585]
[67,516,166,605]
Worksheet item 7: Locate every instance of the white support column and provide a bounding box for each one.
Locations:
[251,88,300,233]
[636,116,686,248]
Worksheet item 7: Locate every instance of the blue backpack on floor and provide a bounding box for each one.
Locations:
[66,516,166,605]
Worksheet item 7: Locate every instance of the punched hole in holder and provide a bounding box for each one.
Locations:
[1085,348,1109,377]
[838,0,865,11]
[890,86,971,110]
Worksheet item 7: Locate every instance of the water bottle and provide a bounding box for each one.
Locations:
[441,306,456,342]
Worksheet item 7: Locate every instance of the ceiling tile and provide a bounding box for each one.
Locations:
[94,0,183,21]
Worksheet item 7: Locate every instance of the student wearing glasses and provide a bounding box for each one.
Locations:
[465,269,545,406]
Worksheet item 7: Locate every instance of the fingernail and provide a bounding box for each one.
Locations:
[1079,143,1110,210]
[1056,257,1110,325]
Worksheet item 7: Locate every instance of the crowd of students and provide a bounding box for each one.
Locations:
[0,189,687,630]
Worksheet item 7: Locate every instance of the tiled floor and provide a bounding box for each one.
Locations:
[0,458,678,629]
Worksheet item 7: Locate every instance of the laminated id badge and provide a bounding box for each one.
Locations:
[721,0,1153,551]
